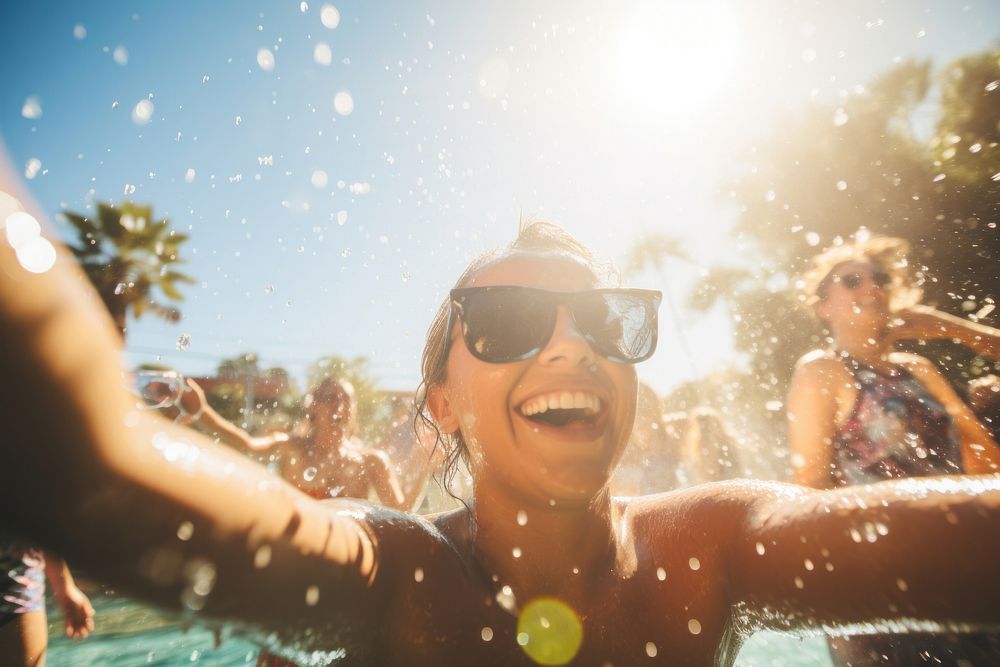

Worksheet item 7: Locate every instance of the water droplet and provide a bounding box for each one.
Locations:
[113,45,129,65]
[481,627,494,641]
[123,183,136,196]
[311,170,328,188]
[21,96,42,120]
[517,510,528,526]
[896,578,908,592]
[794,576,804,589]
[804,558,814,571]
[314,42,332,65]
[235,115,243,127]
[801,48,816,63]
[833,108,849,126]
[73,24,87,39]
[176,521,194,541]
[495,584,516,611]
[805,232,821,247]
[16,236,56,273]
[836,180,848,191]
[189,649,200,662]
[305,585,320,606]
[132,99,154,125]
[185,168,196,183]
[512,547,522,559]
[336,210,348,225]
[688,618,702,635]
[176,333,191,351]
[256,48,275,71]
[300,1,309,11]
[24,158,41,180]
[688,557,700,571]
[320,4,340,28]
[755,542,766,556]
[656,567,666,581]
[254,544,272,569]
[303,466,318,482]
[414,567,424,582]
[334,90,354,115]
[645,641,657,657]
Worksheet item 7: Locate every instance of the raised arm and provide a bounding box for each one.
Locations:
[0,178,391,653]
[900,354,1000,474]
[786,356,843,488]
[887,305,1000,360]
[729,478,1000,634]
[171,377,289,452]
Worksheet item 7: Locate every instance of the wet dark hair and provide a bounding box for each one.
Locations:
[413,220,616,496]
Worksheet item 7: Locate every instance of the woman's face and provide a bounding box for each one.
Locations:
[815,259,892,333]
[434,253,639,507]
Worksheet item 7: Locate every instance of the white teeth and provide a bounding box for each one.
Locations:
[520,391,601,417]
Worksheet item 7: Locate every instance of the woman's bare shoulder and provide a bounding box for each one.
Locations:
[792,349,849,385]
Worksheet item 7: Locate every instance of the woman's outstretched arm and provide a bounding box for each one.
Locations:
[728,478,1000,634]
[0,177,394,655]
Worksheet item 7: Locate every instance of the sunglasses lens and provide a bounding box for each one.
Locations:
[575,293,658,363]
[459,288,555,362]
[841,274,862,289]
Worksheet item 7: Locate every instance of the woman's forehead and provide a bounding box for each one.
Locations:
[828,258,879,277]
[466,252,601,290]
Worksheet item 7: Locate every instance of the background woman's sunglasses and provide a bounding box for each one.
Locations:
[834,270,892,290]
[447,286,662,364]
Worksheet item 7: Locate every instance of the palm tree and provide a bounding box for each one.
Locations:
[62,202,194,337]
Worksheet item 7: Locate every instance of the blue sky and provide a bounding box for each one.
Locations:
[2,0,998,394]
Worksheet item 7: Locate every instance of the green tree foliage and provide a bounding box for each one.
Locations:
[62,202,194,336]
[306,355,393,442]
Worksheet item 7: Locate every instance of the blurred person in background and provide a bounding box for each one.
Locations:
[169,375,419,509]
[0,543,94,666]
[678,407,742,486]
[787,234,1000,666]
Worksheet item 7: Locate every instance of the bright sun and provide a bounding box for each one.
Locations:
[616,2,742,115]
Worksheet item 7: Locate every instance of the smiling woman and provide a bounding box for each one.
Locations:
[615,1,742,115]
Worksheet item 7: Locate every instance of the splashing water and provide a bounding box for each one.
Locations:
[176,334,192,351]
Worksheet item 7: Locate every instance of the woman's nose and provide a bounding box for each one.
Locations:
[537,305,596,366]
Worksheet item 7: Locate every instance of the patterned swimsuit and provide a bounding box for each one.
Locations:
[831,356,962,486]
[826,356,999,666]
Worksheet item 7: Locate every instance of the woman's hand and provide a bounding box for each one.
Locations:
[55,583,96,639]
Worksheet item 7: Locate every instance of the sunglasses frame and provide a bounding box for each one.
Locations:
[833,270,892,291]
[445,286,662,365]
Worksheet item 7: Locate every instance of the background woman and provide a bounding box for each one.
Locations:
[787,234,1000,665]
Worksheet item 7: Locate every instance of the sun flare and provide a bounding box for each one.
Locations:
[616,2,741,115]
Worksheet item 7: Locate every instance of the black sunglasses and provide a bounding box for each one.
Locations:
[446,286,662,364]
[834,271,892,290]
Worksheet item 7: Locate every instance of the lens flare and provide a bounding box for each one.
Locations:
[516,597,583,665]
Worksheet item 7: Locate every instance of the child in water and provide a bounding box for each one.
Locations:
[2,161,1000,665]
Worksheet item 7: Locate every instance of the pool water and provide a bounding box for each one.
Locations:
[47,593,834,666]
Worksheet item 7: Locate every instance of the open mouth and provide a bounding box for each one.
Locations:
[519,391,603,427]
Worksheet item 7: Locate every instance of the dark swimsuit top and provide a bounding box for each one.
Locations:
[831,355,963,486]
